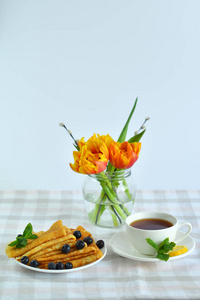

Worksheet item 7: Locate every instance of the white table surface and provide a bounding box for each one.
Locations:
[0,190,200,300]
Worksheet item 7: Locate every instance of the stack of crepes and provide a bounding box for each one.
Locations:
[5,220,103,269]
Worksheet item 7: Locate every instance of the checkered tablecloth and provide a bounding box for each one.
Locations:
[0,190,200,300]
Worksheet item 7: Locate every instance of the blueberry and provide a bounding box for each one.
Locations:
[96,240,104,249]
[83,236,93,245]
[48,262,56,270]
[17,234,22,237]
[65,262,73,269]
[62,244,71,254]
[56,262,64,270]
[73,230,82,239]
[76,240,85,250]
[21,256,29,265]
[30,260,39,268]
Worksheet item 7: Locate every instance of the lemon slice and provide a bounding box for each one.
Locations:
[168,245,188,257]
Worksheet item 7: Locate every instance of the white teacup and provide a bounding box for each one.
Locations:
[125,211,192,256]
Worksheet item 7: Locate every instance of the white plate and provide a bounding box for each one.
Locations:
[110,230,195,262]
[13,239,107,273]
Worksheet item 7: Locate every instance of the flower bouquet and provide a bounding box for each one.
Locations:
[60,98,149,227]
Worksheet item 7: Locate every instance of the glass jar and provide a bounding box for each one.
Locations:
[82,169,136,228]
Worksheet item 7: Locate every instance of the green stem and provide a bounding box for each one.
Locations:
[109,207,119,226]
[87,171,133,226]
[95,195,106,224]
[100,181,127,220]
[123,179,132,200]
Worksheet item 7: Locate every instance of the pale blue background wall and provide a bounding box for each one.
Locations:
[0,0,200,191]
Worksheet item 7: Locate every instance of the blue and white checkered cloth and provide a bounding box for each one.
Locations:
[0,190,199,300]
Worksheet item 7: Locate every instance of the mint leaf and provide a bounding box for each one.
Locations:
[159,241,176,253]
[156,253,169,261]
[169,242,176,249]
[158,237,169,250]
[146,237,176,261]
[28,234,38,240]
[23,223,33,238]
[16,236,25,242]
[8,223,38,248]
[146,238,159,251]
[8,240,18,247]
[16,237,27,248]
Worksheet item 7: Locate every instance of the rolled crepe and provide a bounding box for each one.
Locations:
[40,249,103,269]
[75,225,99,252]
[76,225,92,239]
[6,220,67,258]
[27,240,77,260]
[36,243,90,263]
[33,231,45,237]
[16,234,76,260]
[69,250,103,268]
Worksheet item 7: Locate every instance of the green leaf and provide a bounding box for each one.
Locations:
[16,237,27,248]
[8,240,18,247]
[117,98,138,143]
[16,236,25,242]
[159,242,176,253]
[169,242,176,249]
[159,244,172,253]
[16,243,27,249]
[158,237,169,250]
[146,237,176,261]
[8,223,38,248]
[128,130,146,143]
[106,98,140,172]
[156,253,170,261]
[20,238,27,245]
[23,223,33,238]
[146,238,159,251]
[28,234,38,240]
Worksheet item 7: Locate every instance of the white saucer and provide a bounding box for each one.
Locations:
[13,237,107,273]
[110,230,195,262]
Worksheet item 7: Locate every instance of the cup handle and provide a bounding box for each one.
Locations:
[174,222,192,244]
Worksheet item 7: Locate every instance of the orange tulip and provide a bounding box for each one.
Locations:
[70,134,109,174]
[109,141,141,169]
